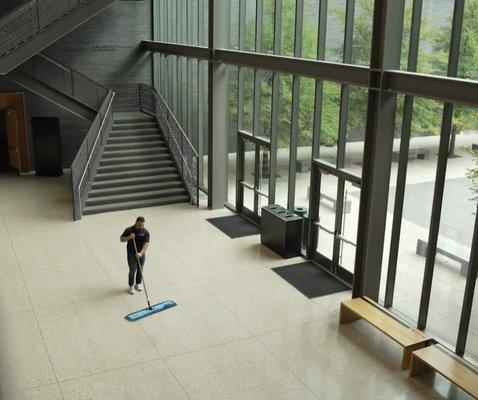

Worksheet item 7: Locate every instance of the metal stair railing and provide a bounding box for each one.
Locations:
[0,0,93,60]
[15,53,109,111]
[71,90,115,220]
[138,84,199,206]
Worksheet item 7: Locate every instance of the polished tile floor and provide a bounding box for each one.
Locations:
[0,173,474,399]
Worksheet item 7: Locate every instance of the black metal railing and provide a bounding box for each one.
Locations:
[71,90,115,220]
[0,0,93,59]
[138,84,199,206]
[17,53,109,110]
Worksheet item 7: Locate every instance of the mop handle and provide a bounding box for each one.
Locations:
[132,236,152,308]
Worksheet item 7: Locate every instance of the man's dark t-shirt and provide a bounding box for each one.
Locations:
[122,226,150,255]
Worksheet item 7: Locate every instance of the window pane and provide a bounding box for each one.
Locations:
[325,0,346,62]
[228,65,239,205]
[319,81,341,166]
[344,86,367,175]
[352,0,373,66]
[276,75,293,207]
[295,77,315,209]
[316,174,338,259]
[340,181,360,273]
[416,0,454,76]
[458,0,478,81]
[280,0,296,57]
[391,98,443,323]
[302,0,320,60]
[428,106,478,348]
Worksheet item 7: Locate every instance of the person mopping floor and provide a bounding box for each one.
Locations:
[120,216,176,322]
[120,216,150,295]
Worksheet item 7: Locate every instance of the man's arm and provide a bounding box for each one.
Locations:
[137,242,149,258]
[120,232,135,243]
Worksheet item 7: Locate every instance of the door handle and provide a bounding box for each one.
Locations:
[9,146,18,151]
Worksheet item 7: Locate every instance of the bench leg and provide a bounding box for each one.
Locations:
[409,353,433,377]
[339,305,361,324]
[402,342,428,370]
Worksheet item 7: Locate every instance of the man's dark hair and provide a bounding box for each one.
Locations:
[136,216,145,223]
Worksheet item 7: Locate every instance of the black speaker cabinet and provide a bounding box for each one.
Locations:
[31,117,63,177]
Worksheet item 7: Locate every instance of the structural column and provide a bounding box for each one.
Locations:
[208,0,228,209]
[353,0,405,299]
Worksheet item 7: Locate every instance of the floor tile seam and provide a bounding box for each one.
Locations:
[159,239,208,282]
[254,334,320,400]
[5,229,65,400]
[256,331,416,400]
[0,381,63,398]
[254,314,339,339]
[160,335,257,362]
[1,211,12,237]
[188,272,258,338]
[54,357,164,387]
[160,359,194,400]
[177,269,326,397]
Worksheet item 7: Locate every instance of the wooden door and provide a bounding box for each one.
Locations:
[0,93,29,173]
[5,109,20,171]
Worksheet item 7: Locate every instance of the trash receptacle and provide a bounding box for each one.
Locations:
[294,206,307,217]
[294,207,309,250]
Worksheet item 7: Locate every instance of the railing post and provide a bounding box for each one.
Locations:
[36,0,41,32]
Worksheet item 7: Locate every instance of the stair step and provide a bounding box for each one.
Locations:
[89,180,184,197]
[91,174,180,189]
[83,195,190,215]
[109,128,162,137]
[97,160,174,174]
[102,146,169,158]
[112,122,157,131]
[95,167,177,181]
[107,134,161,144]
[86,187,188,206]
[113,116,155,124]
[105,141,166,151]
[99,153,171,166]
[110,128,161,136]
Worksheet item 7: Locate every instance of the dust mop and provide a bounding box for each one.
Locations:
[125,240,176,322]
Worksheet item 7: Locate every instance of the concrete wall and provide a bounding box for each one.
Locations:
[0,0,153,169]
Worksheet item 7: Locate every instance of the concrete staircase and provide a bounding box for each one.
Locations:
[83,112,190,215]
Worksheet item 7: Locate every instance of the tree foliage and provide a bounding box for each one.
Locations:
[229,0,478,151]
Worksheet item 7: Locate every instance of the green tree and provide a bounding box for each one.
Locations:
[229,0,478,152]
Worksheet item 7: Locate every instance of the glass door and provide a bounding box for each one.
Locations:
[236,132,271,224]
[308,160,362,285]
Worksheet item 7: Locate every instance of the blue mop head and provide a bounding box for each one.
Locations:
[125,300,176,322]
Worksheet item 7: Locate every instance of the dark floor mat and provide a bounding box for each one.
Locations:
[272,262,350,299]
[206,215,260,239]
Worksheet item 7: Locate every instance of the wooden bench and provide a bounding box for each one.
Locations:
[392,148,429,162]
[410,344,478,399]
[339,297,431,370]
[416,238,470,277]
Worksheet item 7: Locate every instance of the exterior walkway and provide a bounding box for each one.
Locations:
[0,173,473,399]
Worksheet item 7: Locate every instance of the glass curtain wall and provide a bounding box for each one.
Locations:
[155,0,209,191]
[153,0,478,364]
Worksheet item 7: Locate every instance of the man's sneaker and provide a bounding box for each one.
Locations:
[134,284,142,291]
[129,286,135,295]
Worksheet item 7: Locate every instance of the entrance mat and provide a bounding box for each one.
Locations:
[272,262,350,299]
[206,215,260,239]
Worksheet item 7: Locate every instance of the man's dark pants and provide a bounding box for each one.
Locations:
[127,253,146,287]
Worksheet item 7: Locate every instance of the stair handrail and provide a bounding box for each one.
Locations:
[138,84,199,206]
[15,53,110,112]
[71,90,115,220]
[0,0,94,61]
